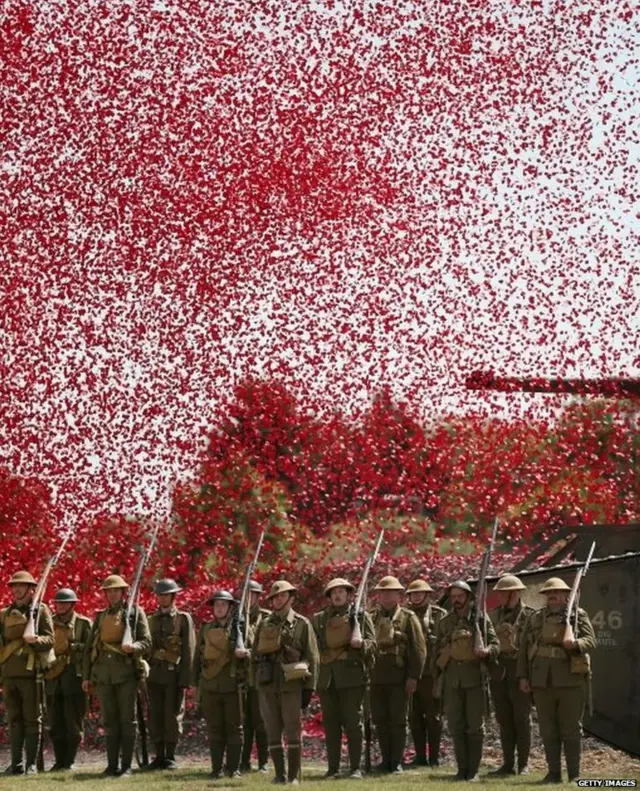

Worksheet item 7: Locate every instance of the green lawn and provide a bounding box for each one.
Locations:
[0,764,637,789]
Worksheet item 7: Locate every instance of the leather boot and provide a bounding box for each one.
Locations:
[103,732,120,776]
[210,742,224,778]
[466,734,483,782]
[65,735,81,770]
[270,745,286,784]
[541,739,562,783]
[287,745,301,785]
[24,730,40,774]
[451,735,468,780]
[410,721,427,766]
[517,726,531,773]
[49,738,66,771]
[257,724,269,770]
[376,728,391,773]
[389,727,406,774]
[7,723,25,774]
[164,742,178,770]
[428,719,442,766]
[119,725,135,777]
[148,742,165,770]
[564,738,581,782]
[226,742,242,777]
[324,724,341,777]
[489,729,515,775]
[347,731,362,775]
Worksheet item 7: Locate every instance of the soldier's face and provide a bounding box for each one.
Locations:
[249,592,260,609]
[10,584,32,603]
[450,588,469,611]
[379,590,401,610]
[329,587,349,607]
[271,592,291,612]
[408,592,428,607]
[497,591,519,608]
[105,589,125,606]
[157,593,173,609]
[54,602,74,617]
[545,592,569,611]
[213,601,231,621]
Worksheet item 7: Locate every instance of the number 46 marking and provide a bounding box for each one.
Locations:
[591,610,622,630]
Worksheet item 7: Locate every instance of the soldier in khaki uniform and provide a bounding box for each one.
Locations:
[517,577,597,783]
[147,579,195,770]
[82,574,152,777]
[432,580,499,782]
[45,588,92,771]
[405,579,447,767]
[487,574,535,776]
[312,578,376,779]
[370,576,426,775]
[251,580,319,785]
[0,570,54,775]
[194,590,248,779]
[240,580,270,774]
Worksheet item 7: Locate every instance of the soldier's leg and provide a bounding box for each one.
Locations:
[146,682,166,769]
[423,673,443,766]
[464,685,485,781]
[443,683,467,779]
[64,689,86,769]
[340,685,364,775]
[409,675,428,764]
[370,685,391,771]
[258,688,286,781]
[533,687,562,781]
[557,684,585,781]
[116,679,138,776]
[224,690,244,776]
[282,689,302,784]
[509,677,532,773]
[3,679,26,773]
[388,683,409,773]
[47,685,65,770]
[164,683,185,768]
[489,679,515,773]
[319,686,342,775]
[96,683,120,774]
[252,687,269,769]
[201,688,225,777]
[21,679,42,773]
[240,686,255,770]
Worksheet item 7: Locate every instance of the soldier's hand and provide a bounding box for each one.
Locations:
[405,678,418,695]
[235,647,249,659]
[562,637,578,652]
[474,647,489,659]
[350,637,363,649]
[122,644,134,654]
[519,678,531,694]
[24,634,37,645]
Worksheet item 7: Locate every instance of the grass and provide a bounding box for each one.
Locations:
[0,763,637,789]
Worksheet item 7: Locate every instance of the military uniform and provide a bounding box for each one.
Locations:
[0,571,55,775]
[44,589,92,771]
[83,575,152,777]
[240,585,270,773]
[432,581,499,781]
[147,579,195,769]
[488,575,535,775]
[312,578,376,778]
[517,577,597,782]
[251,581,319,784]
[370,577,427,774]
[406,580,447,767]
[193,590,245,778]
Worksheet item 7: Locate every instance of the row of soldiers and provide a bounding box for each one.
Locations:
[0,568,596,784]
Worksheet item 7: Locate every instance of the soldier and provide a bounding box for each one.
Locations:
[194,590,248,779]
[405,579,447,767]
[0,570,54,775]
[44,588,92,771]
[370,576,426,775]
[432,580,499,782]
[312,578,376,779]
[146,578,195,770]
[239,580,270,774]
[487,574,535,777]
[82,574,152,777]
[518,577,597,783]
[251,580,319,785]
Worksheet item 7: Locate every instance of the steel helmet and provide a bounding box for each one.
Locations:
[208,590,237,604]
[494,574,526,592]
[154,579,182,595]
[101,575,129,590]
[449,580,472,595]
[539,577,571,593]
[324,578,355,596]
[9,571,37,586]
[406,579,434,594]
[53,588,78,603]
[373,576,405,592]
[267,580,297,599]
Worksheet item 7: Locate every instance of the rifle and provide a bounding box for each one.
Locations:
[234,528,266,653]
[353,527,384,774]
[351,527,385,645]
[122,522,161,650]
[473,518,499,653]
[563,541,596,642]
[23,525,75,640]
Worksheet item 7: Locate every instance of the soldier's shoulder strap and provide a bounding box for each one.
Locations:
[431,604,447,616]
[260,608,271,617]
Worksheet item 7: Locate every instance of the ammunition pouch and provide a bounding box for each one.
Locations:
[257,623,282,655]
[201,627,230,679]
[541,618,564,646]
[101,612,126,645]
[375,617,395,649]
[570,653,591,675]
[44,655,71,682]
[53,624,72,656]
[496,622,518,655]
[450,629,475,661]
[3,610,27,641]
[535,645,567,660]
[255,657,274,684]
[325,615,352,650]
[281,642,302,663]
[0,639,25,665]
[282,661,311,682]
